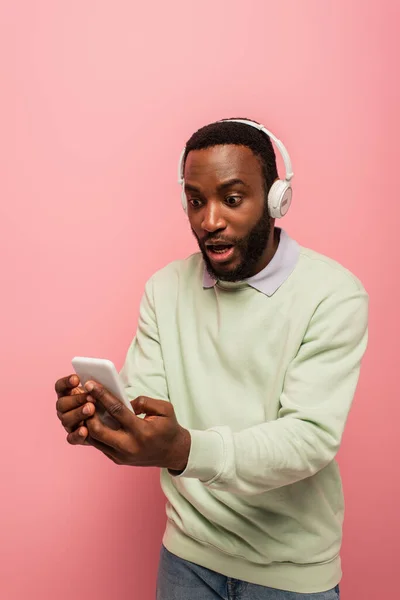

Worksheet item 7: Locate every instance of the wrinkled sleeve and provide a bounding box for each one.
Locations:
[119,277,169,402]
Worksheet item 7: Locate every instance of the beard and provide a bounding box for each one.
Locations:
[192,201,271,282]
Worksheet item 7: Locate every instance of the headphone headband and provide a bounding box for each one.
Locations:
[178,118,293,183]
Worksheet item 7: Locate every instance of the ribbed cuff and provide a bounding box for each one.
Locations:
[171,428,225,483]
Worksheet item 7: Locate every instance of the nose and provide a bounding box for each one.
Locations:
[201,201,227,233]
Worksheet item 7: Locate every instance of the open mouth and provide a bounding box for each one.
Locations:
[205,244,235,262]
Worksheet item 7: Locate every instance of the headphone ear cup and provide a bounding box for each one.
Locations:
[268,180,292,219]
[181,188,188,214]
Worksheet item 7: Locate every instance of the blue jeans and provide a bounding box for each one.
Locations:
[156,546,340,600]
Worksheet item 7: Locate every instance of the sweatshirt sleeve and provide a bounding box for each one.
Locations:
[176,285,369,495]
[119,277,169,402]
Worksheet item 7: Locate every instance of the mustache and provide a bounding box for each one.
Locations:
[191,228,243,250]
[199,235,238,246]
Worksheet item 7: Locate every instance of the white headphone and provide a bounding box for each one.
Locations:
[178,118,294,219]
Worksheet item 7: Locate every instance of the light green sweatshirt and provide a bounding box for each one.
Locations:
[119,231,368,594]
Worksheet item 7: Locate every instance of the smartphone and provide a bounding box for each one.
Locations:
[71,356,133,413]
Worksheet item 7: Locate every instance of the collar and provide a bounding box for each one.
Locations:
[202,228,300,297]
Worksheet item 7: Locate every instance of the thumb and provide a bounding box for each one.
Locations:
[131,396,171,417]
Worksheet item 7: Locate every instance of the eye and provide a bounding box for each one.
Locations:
[188,198,203,208]
[225,195,242,206]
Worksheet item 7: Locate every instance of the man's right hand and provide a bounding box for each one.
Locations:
[55,375,96,445]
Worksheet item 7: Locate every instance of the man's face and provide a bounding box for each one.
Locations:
[184,144,272,282]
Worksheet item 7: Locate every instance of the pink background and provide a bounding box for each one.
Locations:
[1,1,398,599]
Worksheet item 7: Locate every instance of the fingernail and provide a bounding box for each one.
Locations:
[79,427,86,437]
[69,376,77,385]
[83,404,92,415]
[85,382,94,391]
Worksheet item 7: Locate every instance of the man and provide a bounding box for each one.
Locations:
[55,118,368,599]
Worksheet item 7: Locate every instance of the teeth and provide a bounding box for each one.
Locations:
[210,246,231,253]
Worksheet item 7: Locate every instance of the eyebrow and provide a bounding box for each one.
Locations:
[184,178,248,193]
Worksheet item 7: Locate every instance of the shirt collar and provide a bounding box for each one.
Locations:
[202,228,300,297]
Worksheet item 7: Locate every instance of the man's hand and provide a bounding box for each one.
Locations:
[55,375,95,445]
[82,381,191,471]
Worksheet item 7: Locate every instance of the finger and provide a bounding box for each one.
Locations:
[66,425,89,445]
[56,391,90,414]
[55,375,80,398]
[86,435,123,463]
[60,403,96,431]
[86,412,127,451]
[84,381,136,429]
[132,396,172,418]
[71,385,86,396]
[57,414,81,435]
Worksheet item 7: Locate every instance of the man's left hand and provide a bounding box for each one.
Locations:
[78,381,191,471]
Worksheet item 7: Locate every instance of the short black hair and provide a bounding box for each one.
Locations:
[183,118,278,198]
